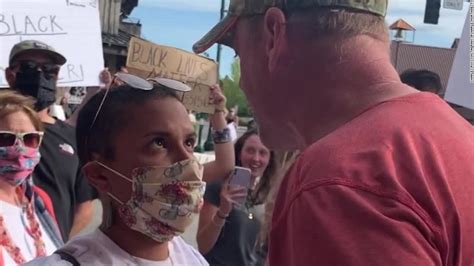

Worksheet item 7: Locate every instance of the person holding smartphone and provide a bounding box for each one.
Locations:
[197,129,276,266]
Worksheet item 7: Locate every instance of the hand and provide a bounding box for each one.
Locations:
[209,84,227,113]
[99,68,112,87]
[219,182,247,216]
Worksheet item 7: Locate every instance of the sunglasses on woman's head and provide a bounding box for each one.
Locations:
[0,131,44,148]
[89,73,192,132]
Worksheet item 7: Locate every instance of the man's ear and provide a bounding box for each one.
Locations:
[5,67,16,88]
[263,7,288,73]
[82,161,110,193]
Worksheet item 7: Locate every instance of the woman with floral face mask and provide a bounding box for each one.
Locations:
[26,80,234,265]
[0,91,63,265]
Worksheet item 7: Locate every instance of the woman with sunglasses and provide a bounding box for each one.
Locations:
[0,91,63,265]
[26,78,234,265]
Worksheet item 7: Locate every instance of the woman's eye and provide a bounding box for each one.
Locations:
[185,138,196,148]
[153,138,166,148]
[245,148,256,155]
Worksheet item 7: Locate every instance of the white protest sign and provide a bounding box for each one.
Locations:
[443,0,464,10]
[0,0,104,87]
[445,14,474,109]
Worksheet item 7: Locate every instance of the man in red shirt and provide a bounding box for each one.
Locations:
[194,0,474,265]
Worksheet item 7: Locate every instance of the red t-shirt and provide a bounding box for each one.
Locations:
[269,93,474,266]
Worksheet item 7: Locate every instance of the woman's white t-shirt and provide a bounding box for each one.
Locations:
[0,200,57,265]
[25,229,209,266]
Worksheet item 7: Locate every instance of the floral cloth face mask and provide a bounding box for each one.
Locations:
[0,145,41,186]
[97,158,206,242]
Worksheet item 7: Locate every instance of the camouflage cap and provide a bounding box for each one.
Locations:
[9,40,67,66]
[193,0,388,54]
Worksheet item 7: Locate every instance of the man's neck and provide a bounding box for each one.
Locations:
[105,221,170,261]
[286,36,418,147]
[37,109,56,124]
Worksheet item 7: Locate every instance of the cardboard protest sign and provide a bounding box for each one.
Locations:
[445,14,474,109]
[0,0,104,87]
[126,37,218,113]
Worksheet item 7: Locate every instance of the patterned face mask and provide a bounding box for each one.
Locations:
[97,158,206,243]
[0,145,41,186]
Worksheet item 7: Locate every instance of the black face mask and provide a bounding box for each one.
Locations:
[14,68,57,111]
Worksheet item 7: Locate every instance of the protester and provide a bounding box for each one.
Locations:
[400,69,444,96]
[256,150,299,265]
[247,118,258,132]
[226,107,239,126]
[25,79,234,265]
[63,87,87,118]
[197,129,276,266]
[5,40,99,240]
[0,91,63,265]
[194,0,474,265]
[225,108,238,142]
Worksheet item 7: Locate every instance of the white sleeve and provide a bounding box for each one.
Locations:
[192,248,210,266]
[23,254,72,266]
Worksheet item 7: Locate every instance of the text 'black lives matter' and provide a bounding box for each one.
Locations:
[130,41,169,68]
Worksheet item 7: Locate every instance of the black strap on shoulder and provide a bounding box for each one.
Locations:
[54,250,81,266]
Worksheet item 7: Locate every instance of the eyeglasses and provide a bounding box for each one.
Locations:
[12,60,60,76]
[0,131,44,148]
[15,60,60,74]
[89,73,192,132]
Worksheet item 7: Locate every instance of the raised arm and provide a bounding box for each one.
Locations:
[202,84,235,183]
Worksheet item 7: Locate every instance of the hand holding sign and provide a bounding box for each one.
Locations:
[209,84,226,113]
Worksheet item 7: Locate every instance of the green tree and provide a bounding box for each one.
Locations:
[221,58,251,117]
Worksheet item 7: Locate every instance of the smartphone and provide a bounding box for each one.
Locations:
[229,166,252,188]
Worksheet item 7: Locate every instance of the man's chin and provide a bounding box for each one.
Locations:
[259,127,300,151]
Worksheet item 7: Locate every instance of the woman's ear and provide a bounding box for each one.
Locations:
[82,161,110,193]
[263,7,288,73]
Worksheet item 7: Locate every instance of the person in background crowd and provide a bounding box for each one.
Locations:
[256,149,299,265]
[194,0,474,265]
[247,118,258,132]
[0,91,63,265]
[226,107,240,127]
[225,108,238,143]
[197,129,276,266]
[26,80,233,265]
[400,69,474,124]
[5,40,99,241]
[400,69,444,96]
[63,86,87,119]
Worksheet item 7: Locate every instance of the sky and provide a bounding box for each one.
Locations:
[130,0,470,78]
